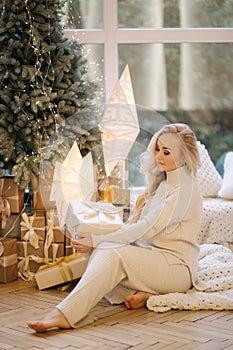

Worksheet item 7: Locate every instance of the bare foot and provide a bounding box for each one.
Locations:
[124,291,154,309]
[27,308,71,332]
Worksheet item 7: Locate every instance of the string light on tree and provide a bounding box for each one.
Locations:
[0,0,101,191]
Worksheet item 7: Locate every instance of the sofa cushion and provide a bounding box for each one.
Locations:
[218,152,233,199]
[196,141,222,197]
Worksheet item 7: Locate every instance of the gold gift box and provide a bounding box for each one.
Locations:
[17,240,74,276]
[35,253,88,290]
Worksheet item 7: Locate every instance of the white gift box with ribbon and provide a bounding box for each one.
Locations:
[65,201,123,238]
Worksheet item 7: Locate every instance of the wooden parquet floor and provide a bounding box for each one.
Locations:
[0,279,233,350]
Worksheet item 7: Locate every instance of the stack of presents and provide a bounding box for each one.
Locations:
[0,175,124,290]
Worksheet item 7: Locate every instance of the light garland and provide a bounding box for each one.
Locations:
[0,0,104,190]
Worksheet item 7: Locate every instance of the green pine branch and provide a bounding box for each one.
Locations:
[0,0,100,190]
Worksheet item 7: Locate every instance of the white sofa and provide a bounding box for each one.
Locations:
[199,197,233,247]
[197,147,233,249]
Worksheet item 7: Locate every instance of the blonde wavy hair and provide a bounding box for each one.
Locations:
[130,123,200,223]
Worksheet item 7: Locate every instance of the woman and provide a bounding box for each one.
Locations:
[28,123,203,332]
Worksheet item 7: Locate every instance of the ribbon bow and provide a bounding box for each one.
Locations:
[81,202,122,226]
[20,213,44,249]
[82,210,116,223]
[17,241,44,281]
[36,252,83,290]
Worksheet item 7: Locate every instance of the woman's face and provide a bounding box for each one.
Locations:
[155,133,183,172]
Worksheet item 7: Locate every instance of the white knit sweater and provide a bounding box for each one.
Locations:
[91,166,203,285]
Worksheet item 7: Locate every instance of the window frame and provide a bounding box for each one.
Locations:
[63,0,233,101]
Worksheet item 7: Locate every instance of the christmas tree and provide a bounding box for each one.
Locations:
[0,0,100,191]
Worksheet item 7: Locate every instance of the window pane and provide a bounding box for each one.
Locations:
[62,0,103,29]
[119,43,233,185]
[118,0,165,28]
[82,44,104,103]
[180,0,233,28]
[118,0,233,28]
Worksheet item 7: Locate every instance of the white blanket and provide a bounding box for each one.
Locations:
[147,244,233,312]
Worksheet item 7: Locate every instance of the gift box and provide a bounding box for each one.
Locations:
[99,184,130,206]
[65,201,123,238]
[17,240,44,257]
[45,209,65,243]
[20,212,46,248]
[0,237,18,283]
[98,163,130,206]
[0,176,25,214]
[33,170,56,210]
[35,253,88,290]
[33,189,47,210]
[44,242,73,261]
[0,214,21,239]
[17,241,45,278]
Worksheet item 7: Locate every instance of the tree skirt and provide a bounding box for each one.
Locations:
[147,244,233,312]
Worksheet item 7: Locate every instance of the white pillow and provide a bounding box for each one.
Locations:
[196,141,222,197]
[218,152,233,199]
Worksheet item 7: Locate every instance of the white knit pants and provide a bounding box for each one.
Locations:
[57,243,191,327]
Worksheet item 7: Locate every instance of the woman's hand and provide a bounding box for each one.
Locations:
[71,233,93,253]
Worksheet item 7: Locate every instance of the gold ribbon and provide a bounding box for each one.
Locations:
[103,184,117,203]
[20,212,45,249]
[39,252,83,270]
[36,252,83,289]
[0,253,17,267]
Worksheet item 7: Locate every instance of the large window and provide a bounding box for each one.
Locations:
[62,0,233,182]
